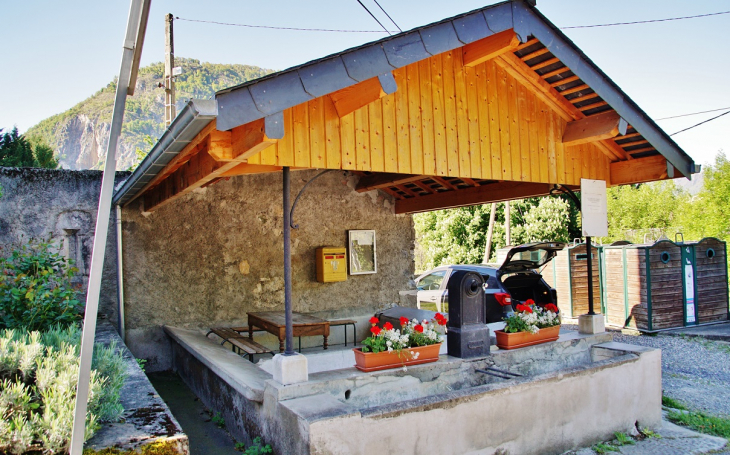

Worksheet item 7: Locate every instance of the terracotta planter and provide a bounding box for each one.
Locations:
[494,325,561,350]
[353,343,441,372]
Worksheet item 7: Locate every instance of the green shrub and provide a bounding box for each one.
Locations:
[0,241,83,331]
[0,325,127,454]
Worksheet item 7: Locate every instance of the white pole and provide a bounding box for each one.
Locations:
[69,1,148,453]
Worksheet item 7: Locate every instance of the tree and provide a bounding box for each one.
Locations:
[414,195,579,271]
[0,127,59,169]
[0,127,35,167]
[680,152,730,241]
[513,197,571,244]
[603,181,688,243]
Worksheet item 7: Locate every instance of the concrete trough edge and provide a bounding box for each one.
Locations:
[164,325,269,402]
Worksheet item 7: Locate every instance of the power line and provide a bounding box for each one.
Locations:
[174,16,392,33]
[355,0,392,35]
[670,110,730,137]
[656,106,730,121]
[562,10,730,29]
[373,0,402,33]
[176,8,730,35]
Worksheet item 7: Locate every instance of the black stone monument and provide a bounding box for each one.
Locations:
[446,270,491,358]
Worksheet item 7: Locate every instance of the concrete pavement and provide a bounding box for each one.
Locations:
[563,412,728,455]
[663,321,730,341]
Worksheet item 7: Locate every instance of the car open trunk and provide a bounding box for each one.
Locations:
[500,272,555,305]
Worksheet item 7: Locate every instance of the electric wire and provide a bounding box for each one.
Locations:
[656,107,730,121]
[175,8,730,35]
[669,110,730,137]
[562,10,730,29]
[372,0,402,32]
[174,16,392,33]
[355,0,392,35]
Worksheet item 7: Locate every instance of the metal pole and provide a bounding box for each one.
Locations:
[283,167,294,355]
[69,1,149,453]
[586,235,595,315]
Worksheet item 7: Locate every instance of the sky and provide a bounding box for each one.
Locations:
[1,0,728,168]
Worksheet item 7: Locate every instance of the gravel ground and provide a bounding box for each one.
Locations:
[565,324,730,418]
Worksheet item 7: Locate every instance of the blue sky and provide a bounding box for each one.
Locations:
[1,0,728,167]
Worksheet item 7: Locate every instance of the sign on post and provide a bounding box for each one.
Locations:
[580,179,608,238]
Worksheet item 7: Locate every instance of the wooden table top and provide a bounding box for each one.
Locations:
[247,311,328,328]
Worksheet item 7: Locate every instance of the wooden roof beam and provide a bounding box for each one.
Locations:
[329,74,395,118]
[462,29,520,68]
[610,155,670,186]
[141,118,277,211]
[562,111,621,146]
[355,173,425,192]
[496,53,581,122]
[395,182,559,214]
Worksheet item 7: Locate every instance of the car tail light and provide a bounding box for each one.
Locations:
[495,292,512,306]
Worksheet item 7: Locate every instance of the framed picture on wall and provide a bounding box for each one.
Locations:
[348,230,377,275]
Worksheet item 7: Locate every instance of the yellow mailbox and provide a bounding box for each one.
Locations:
[316,247,347,283]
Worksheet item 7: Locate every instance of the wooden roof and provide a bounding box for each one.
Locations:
[114,0,697,214]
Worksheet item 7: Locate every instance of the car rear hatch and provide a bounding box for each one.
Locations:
[498,242,566,274]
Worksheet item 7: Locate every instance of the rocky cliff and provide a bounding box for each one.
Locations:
[26,58,272,170]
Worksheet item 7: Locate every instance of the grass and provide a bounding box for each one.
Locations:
[662,395,688,410]
[667,410,730,440]
[591,442,619,453]
[614,432,635,446]
[211,412,226,429]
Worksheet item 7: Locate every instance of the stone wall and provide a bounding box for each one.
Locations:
[121,169,415,371]
[0,167,126,327]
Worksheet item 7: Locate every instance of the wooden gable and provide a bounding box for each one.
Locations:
[136,29,688,213]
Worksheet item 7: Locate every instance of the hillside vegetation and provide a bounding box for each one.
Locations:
[26,58,272,170]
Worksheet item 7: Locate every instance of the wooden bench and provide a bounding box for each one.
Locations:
[206,328,273,362]
[329,319,357,346]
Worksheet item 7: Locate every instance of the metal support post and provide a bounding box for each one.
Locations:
[586,235,595,315]
[69,1,149,453]
[283,167,294,355]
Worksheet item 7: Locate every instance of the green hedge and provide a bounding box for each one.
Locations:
[0,326,126,454]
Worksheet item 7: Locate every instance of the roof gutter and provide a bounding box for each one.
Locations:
[113,99,218,206]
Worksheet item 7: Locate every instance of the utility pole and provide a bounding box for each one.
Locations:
[164,13,175,127]
[504,201,511,245]
[483,202,497,263]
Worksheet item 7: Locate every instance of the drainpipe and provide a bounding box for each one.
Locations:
[115,204,125,341]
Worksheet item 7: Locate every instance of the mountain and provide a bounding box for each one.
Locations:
[25,58,273,170]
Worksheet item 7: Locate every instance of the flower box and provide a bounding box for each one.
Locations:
[494,325,560,350]
[353,343,441,372]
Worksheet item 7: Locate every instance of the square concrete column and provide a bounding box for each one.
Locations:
[272,353,308,385]
[578,314,605,334]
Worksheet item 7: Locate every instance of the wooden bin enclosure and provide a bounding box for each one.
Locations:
[602,238,728,332]
[543,242,601,318]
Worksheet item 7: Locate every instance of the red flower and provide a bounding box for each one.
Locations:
[399,316,409,326]
[414,324,424,333]
[516,304,533,314]
[524,299,535,306]
[370,326,382,335]
[544,304,559,313]
[383,322,393,330]
[369,316,379,325]
[434,313,447,325]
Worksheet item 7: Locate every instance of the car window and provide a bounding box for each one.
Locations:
[482,274,500,288]
[417,271,447,290]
